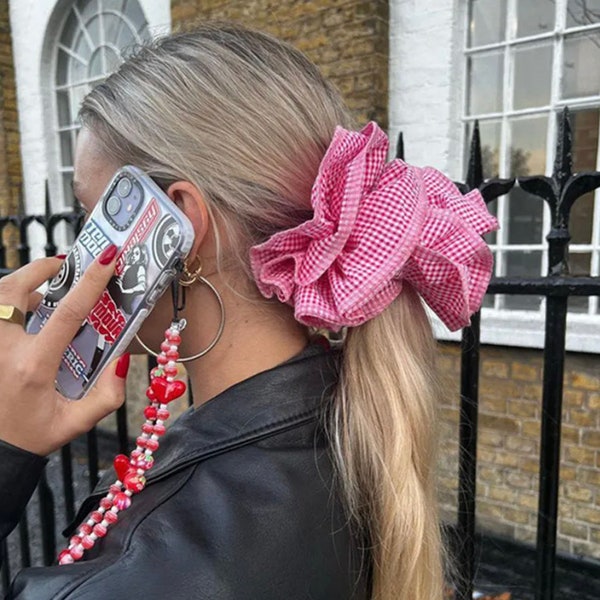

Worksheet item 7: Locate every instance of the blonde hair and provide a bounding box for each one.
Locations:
[80,23,444,599]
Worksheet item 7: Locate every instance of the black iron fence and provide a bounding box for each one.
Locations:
[0,108,599,600]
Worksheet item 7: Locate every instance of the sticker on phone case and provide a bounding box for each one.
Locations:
[152,216,182,269]
[42,247,82,308]
[106,244,149,315]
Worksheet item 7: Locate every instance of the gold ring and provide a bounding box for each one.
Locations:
[0,304,25,327]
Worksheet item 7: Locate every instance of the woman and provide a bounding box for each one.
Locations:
[0,23,496,599]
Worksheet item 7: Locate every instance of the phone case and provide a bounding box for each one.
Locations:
[27,166,194,399]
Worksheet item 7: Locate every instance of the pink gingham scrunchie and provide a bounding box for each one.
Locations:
[249,122,499,332]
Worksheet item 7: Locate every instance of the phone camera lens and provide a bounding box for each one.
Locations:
[106,195,121,216]
[117,177,132,197]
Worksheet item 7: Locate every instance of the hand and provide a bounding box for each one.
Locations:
[0,249,128,456]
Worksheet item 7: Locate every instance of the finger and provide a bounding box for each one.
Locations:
[62,354,128,437]
[27,291,43,312]
[37,245,118,363]
[0,257,63,303]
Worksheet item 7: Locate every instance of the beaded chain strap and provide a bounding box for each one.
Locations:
[58,320,187,565]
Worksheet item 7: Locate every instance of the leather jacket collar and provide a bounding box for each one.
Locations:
[93,342,339,495]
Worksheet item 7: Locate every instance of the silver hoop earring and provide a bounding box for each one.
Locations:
[134,275,225,363]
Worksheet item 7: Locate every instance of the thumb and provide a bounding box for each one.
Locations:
[65,354,129,436]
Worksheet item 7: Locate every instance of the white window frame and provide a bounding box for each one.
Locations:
[50,0,152,216]
[431,0,600,353]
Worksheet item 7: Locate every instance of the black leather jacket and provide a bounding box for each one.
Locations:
[1,344,369,599]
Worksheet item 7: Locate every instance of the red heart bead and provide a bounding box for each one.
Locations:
[150,377,186,404]
[113,454,131,482]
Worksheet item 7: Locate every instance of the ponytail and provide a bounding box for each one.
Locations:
[331,284,444,599]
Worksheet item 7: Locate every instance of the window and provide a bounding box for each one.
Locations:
[465,0,600,325]
[53,0,150,209]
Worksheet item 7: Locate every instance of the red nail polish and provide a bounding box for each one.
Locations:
[56,253,67,259]
[115,353,130,379]
[98,244,118,265]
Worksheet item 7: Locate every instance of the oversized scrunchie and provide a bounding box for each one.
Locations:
[249,122,498,332]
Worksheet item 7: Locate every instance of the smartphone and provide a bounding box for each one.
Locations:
[27,166,194,400]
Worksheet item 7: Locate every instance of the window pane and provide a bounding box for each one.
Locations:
[513,42,553,109]
[59,131,73,167]
[570,109,599,244]
[466,119,502,179]
[562,31,600,99]
[569,252,592,312]
[56,91,70,126]
[468,0,507,47]
[509,114,548,176]
[516,0,555,37]
[506,187,545,245]
[467,50,504,114]
[567,0,600,27]
[504,251,543,309]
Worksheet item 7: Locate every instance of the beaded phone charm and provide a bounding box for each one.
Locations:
[58,280,189,565]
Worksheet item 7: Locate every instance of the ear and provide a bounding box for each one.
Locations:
[166,181,210,259]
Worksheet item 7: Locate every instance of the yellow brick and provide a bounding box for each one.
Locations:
[482,360,509,379]
[568,409,597,427]
[479,414,519,434]
[560,465,577,481]
[565,446,595,465]
[522,421,540,438]
[563,482,593,503]
[511,363,539,381]
[506,435,537,453]
[571,371,600,391]
[580,468,600,486]
[508,399,538,418]
[563,390,585,407]
[559,520,588,540]
[582,430,600,448]
[562,425,580,444]
[506,472,532,489]
[487,486,517,503]
[479,429,504,448]
[517,493,538,510]
[589,393,600,409]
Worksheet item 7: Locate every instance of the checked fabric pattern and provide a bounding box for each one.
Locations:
[250,122,499,332]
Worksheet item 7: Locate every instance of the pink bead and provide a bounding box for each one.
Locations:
[58,550,74,565]
[145,438,159,452]
[70,545,84,560]
[164,365,178,377]
[124,472,146,493]
[81,535,95,550]
[153,423,166,436]
[136,436,147,448]
[113,492,131,510]
[79,523,92,535]
[157,408,170,420]
[142,423,154,434]
[166,349,179,360]
[69,535,81,547]
[93,524,107,538]
[138,458,152,471]
[100,497,113,510]
[90,511,103,523]
[104,510,118,524]
[150,367,163,379]
[156,354,168,365]
[160,341,171,353]
[167,333,181,345]
[144,406,157,420]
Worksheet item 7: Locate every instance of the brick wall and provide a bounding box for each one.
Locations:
[0,1,20,213]
[438,343,600,559]
[170,0,389,128]
[0,1,21,265]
